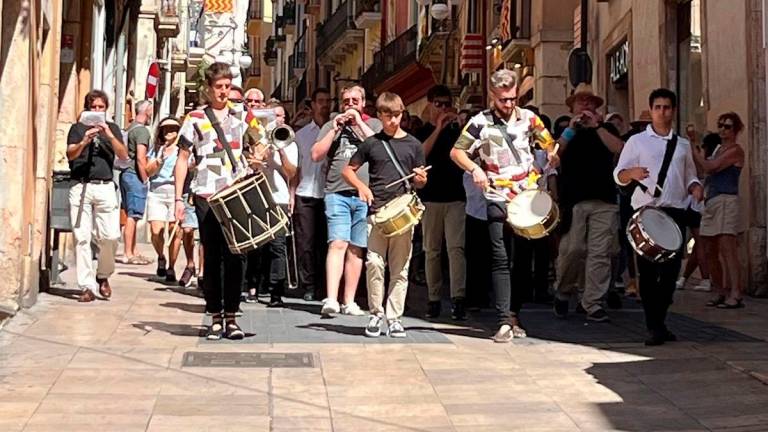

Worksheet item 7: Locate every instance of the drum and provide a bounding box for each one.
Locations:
[506,190,559,239]
[208,173,289,255]
[371,193,425,238]
[626,207,682,263]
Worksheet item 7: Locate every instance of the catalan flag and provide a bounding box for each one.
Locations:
[499,0,511,41]
[205,0,233,13]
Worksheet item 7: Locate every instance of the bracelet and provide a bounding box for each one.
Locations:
[561,127,576,142]
[175,198,184,202]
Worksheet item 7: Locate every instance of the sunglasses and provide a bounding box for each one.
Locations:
[229,98,243,104]
[717,123,733,130]
[497,97,517,104]
[160,125,180,133]
[433,100,451,108]
[246,98,263,104]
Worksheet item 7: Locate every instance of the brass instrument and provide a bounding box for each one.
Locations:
[285,215,299,289]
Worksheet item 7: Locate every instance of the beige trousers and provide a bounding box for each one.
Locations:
[555,200,619,313]
[366,219,414,320]
[68,182,121,293]
[422,201,466,301]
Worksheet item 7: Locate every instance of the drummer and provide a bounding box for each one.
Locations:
[341,92,427,338]
[449,69,558,343]
[174,62,249,341]
[614,88,703,346]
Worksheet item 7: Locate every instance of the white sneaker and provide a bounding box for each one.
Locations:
[387,320,407,338]
[321,299,340,317]
[341,302,366,316]
[692,279,712,292]
[676,277,687,290]
[364,315,383,337]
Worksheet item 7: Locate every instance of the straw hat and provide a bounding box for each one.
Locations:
[629,110,652,128]
[565,83,604,109]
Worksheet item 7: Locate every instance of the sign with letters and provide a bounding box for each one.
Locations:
[610,40,629,83]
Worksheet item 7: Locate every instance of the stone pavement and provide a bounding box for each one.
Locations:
[3,246,768,431]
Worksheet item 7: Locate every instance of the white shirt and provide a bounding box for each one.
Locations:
[262,141,298,205]
[614,125,701,210]
[294,120,326,199]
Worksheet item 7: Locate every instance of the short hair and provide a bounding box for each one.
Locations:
[205,62,234,86]
[341,85,365,100]
[266,98,282,109]
[229,85,244,96]
[134,99,152,116]
[376,92,405,115]
[312,87,331,101]
[244,88,264,100]
[718,111,745,134]
[489,69,518,90]
[648,88,677,108]
[84,89,110,109]
[427,85,452,102]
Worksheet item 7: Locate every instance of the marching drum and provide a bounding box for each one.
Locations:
[371,193,425,238]
[208,173,289,255]
[626,207,682,263]
[506,189,559,239]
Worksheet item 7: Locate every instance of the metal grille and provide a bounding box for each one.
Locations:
[182,352,315,368]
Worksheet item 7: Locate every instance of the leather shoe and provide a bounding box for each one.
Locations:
[78,290,96,303]
[97,278,112,299]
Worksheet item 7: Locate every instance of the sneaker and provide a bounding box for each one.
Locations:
[492,324,514,343]
[676,276,687,290]
[303,291,315,301]
[341,302,366,316]
[364,315,383,338]
[554,299,569,318]
[178,267,195,287]
[692,279,712,292]
[165,268,177,283]
[321,299,340,317]
[451,298,466,321]
[387,320,407,338]
[586,308,610,323]
[156,256,167,278]
[425,301,441,319]
[268,296,284,308]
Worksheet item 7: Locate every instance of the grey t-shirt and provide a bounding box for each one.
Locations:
[125,122,151,176]
[319,114,382,193]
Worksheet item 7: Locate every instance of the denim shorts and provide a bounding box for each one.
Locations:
[119,170,147,218]
[181,193,198,229]
[324,192,368,248]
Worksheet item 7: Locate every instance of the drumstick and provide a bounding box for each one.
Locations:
[164,222,179,249]
[384,166,432,189]
[485,186,513,203]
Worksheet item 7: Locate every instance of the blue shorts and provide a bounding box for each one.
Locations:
[119,170,147,219]
[181,193,198,229]
[324,192,368,248]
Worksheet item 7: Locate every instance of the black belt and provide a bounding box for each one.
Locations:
[77,179,113,184]
[334,190,358,197]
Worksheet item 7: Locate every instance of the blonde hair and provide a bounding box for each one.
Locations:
[375,92,405,115]
[244,88,264,100]
[490,69,518,90]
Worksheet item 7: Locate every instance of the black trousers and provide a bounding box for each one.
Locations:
[195,197,245,314]
[636,207,686,335]
[488,201,523,326]
[293,196,327,297]
[512,235,550,302]
[246,232,287,298]
[465,215,491,309]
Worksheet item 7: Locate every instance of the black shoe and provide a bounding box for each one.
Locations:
[156,256,167,278]
[165,268,177,283]
[575,303,587,314]
[587,308,610,322]
[554,299,569,318]
[606,291,623,309]
[451,298,466,321]
[178,267,195,287]
[663,329,677,342]
[645,333,666,346]
[268,296,284,308]
[425,301,441,319]
[303,291,315,301]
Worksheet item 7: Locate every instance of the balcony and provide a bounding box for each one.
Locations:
[283,1,296,35]
[170,40,187,73]
[361,25,417,92]
[264,38,278,66]
[247,0,263,35]
[316,0,363,65]
[500,0,532,60]
[353,0,381,29]
[154,0,180,38]
[288,51,307,86]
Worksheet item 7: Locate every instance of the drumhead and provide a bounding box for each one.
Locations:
[507,190,552,227]
[640,208,682,250]
[376,194,414,219]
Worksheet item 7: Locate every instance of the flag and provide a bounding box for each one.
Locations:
[499,0,511,41]
[461,33,484,74]
[205,0,233,13]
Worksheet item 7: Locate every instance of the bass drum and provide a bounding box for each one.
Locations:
[207,173,289,255]
[626,207,682,263]
[505,189,559,239]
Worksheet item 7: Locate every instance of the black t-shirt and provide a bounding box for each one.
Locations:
[559,123,620,207]
[413,123,466,202]
[67,122,124,181]
[350,132,425,211]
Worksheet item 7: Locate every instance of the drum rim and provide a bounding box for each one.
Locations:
[634,207,683,251]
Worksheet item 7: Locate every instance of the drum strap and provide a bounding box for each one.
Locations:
[203,107,240,175]
[484,111,522,165]
[654,134,679,198]
[381,139,412,193]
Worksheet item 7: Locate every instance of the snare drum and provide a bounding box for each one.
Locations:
[626,207,682,263]
[208,173,289,254]
[506,190,559,239]
[371,193,425,238]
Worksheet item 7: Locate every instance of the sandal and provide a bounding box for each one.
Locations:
[706,295,726,307]
[510,317,527,338]
[225,321,245,340]
[717,299,745,309]
[206,315,224,340]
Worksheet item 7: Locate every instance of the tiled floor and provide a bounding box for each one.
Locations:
[3,246,768,431]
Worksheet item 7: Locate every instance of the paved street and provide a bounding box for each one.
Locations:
[3,246,768,432]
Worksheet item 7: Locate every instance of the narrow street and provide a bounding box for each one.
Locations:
[3,245,768,432]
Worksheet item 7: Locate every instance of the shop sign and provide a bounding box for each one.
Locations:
[610,40,629,83]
